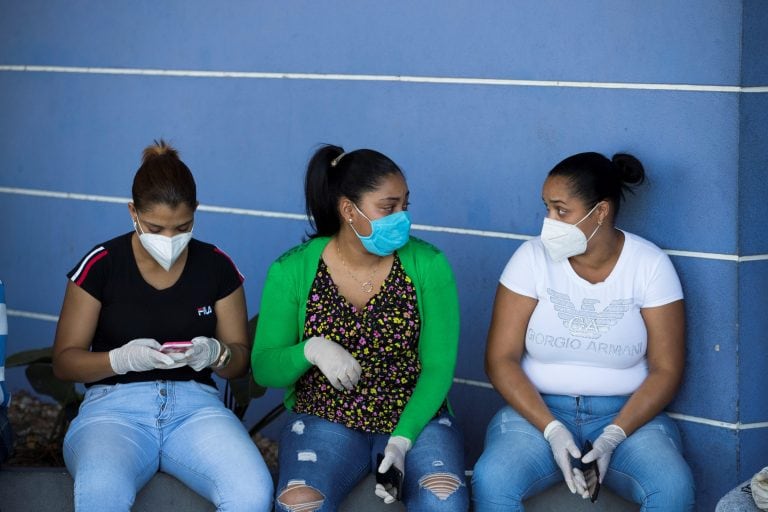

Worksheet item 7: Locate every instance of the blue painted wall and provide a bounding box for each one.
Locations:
[0,2,764,509]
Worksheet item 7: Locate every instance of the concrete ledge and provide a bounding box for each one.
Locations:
[0,467,401,512]
[0,466,638,511]
[0,467,215,512]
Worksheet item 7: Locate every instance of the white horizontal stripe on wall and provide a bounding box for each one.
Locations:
[1,65,766,93]
[7,310,59,323]
[3,186,766,260]
[666,412,768,431]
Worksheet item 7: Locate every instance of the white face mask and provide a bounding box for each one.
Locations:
[134,215,193,271]
[540,202,602,262]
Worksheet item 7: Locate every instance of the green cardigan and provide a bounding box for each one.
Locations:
[251,236,460,442]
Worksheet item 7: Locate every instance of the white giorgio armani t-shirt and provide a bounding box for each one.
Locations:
[499,230,683,396]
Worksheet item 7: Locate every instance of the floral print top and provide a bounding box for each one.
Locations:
[293,254,421,433]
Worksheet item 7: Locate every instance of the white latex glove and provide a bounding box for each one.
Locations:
[375,435,412,504]
[183,336,223,371]
[581,424,627,484]
[751,466,768,509]
[544,420,588,496]
[108,338,185,375]
[303,336,362,391]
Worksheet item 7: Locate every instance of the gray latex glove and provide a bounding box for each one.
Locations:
[544,420,588,496]
[109,338,185,375]
[304,336,362,391]
[375,435,411,504]
[751,466,768,509]
[581,424,627,484]
[184,336,222,371]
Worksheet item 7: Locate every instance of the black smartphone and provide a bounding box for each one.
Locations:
[582,440,600,503]
[375,453,403,501]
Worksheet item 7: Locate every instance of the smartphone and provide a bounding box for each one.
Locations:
[582,440,600,503]
[159,341,193,353]
[375,453,403,501]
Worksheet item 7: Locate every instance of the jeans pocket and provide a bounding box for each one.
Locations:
[81,384,116,407]
[189,380,220,396]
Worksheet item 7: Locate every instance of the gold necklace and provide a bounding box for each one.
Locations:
[336,240,380,293]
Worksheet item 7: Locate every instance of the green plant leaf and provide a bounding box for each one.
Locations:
[6,347,54,367]
[25,363,81,406]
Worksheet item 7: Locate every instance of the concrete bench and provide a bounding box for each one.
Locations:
[0,467,397,512]
[0,466,637,511]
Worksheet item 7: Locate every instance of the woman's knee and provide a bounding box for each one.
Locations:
[645,466,695,509]
[418,471,466,500]
[612,422,695,508]
[472,451,525,503]
[219,477,274,512]
[73,474,137,511]
[609,453,695,510]
[276,481,326,512]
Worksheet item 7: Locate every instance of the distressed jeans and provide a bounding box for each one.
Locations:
[63,380,273,512]
[716,481,761,512]
[472,394,695,511]
[275,411,469,511]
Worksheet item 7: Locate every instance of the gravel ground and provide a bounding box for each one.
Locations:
[5,390,278,470]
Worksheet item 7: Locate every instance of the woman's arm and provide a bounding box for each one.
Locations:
[610,299,685,435]
[391,251,459,441]
[485,284,555,431]
[211,285,250,379]
[251,260,313,387]
[52,281,112,382]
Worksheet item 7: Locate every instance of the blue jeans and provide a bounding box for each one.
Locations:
[276,411,469,511]
[472,395,695,511]
[716,481,760,511]
[63,380,273,512]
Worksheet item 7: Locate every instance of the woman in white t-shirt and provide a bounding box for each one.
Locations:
[472,152,695,511]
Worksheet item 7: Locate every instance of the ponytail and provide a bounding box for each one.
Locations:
[304,144,404,238]
[305,144,345,237]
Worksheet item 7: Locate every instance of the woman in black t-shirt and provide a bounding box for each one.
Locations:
[52,140,272,512]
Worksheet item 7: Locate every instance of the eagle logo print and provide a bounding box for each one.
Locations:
[546,288,633,339]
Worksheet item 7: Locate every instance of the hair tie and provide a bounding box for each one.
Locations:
[331,152,347,167]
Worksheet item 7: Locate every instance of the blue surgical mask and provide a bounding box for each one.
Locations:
[350,204,412,256]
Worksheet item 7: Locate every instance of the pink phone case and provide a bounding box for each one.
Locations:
[160,341,193,353]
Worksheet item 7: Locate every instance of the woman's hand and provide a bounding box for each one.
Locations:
[375,436,411,503]
[183,336,224,371]
[581,424,627,483]
[303,336,362,391]
[544,420,588,496]
[108,338,185,374]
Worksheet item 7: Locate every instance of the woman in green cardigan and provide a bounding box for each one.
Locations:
[252,145,468,512]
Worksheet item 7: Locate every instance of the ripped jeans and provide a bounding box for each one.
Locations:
[472,395,695,511]
[275,411,469,512]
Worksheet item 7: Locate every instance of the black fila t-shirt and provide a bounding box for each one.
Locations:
[67,232,244,387]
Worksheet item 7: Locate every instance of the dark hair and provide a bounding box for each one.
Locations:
[547,151,645,217]
[132,139,197,212]
[304,144,404,238]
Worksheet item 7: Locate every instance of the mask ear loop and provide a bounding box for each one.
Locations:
[133,215,146,235]
[349,203,374,239]
[584,202,606,243]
